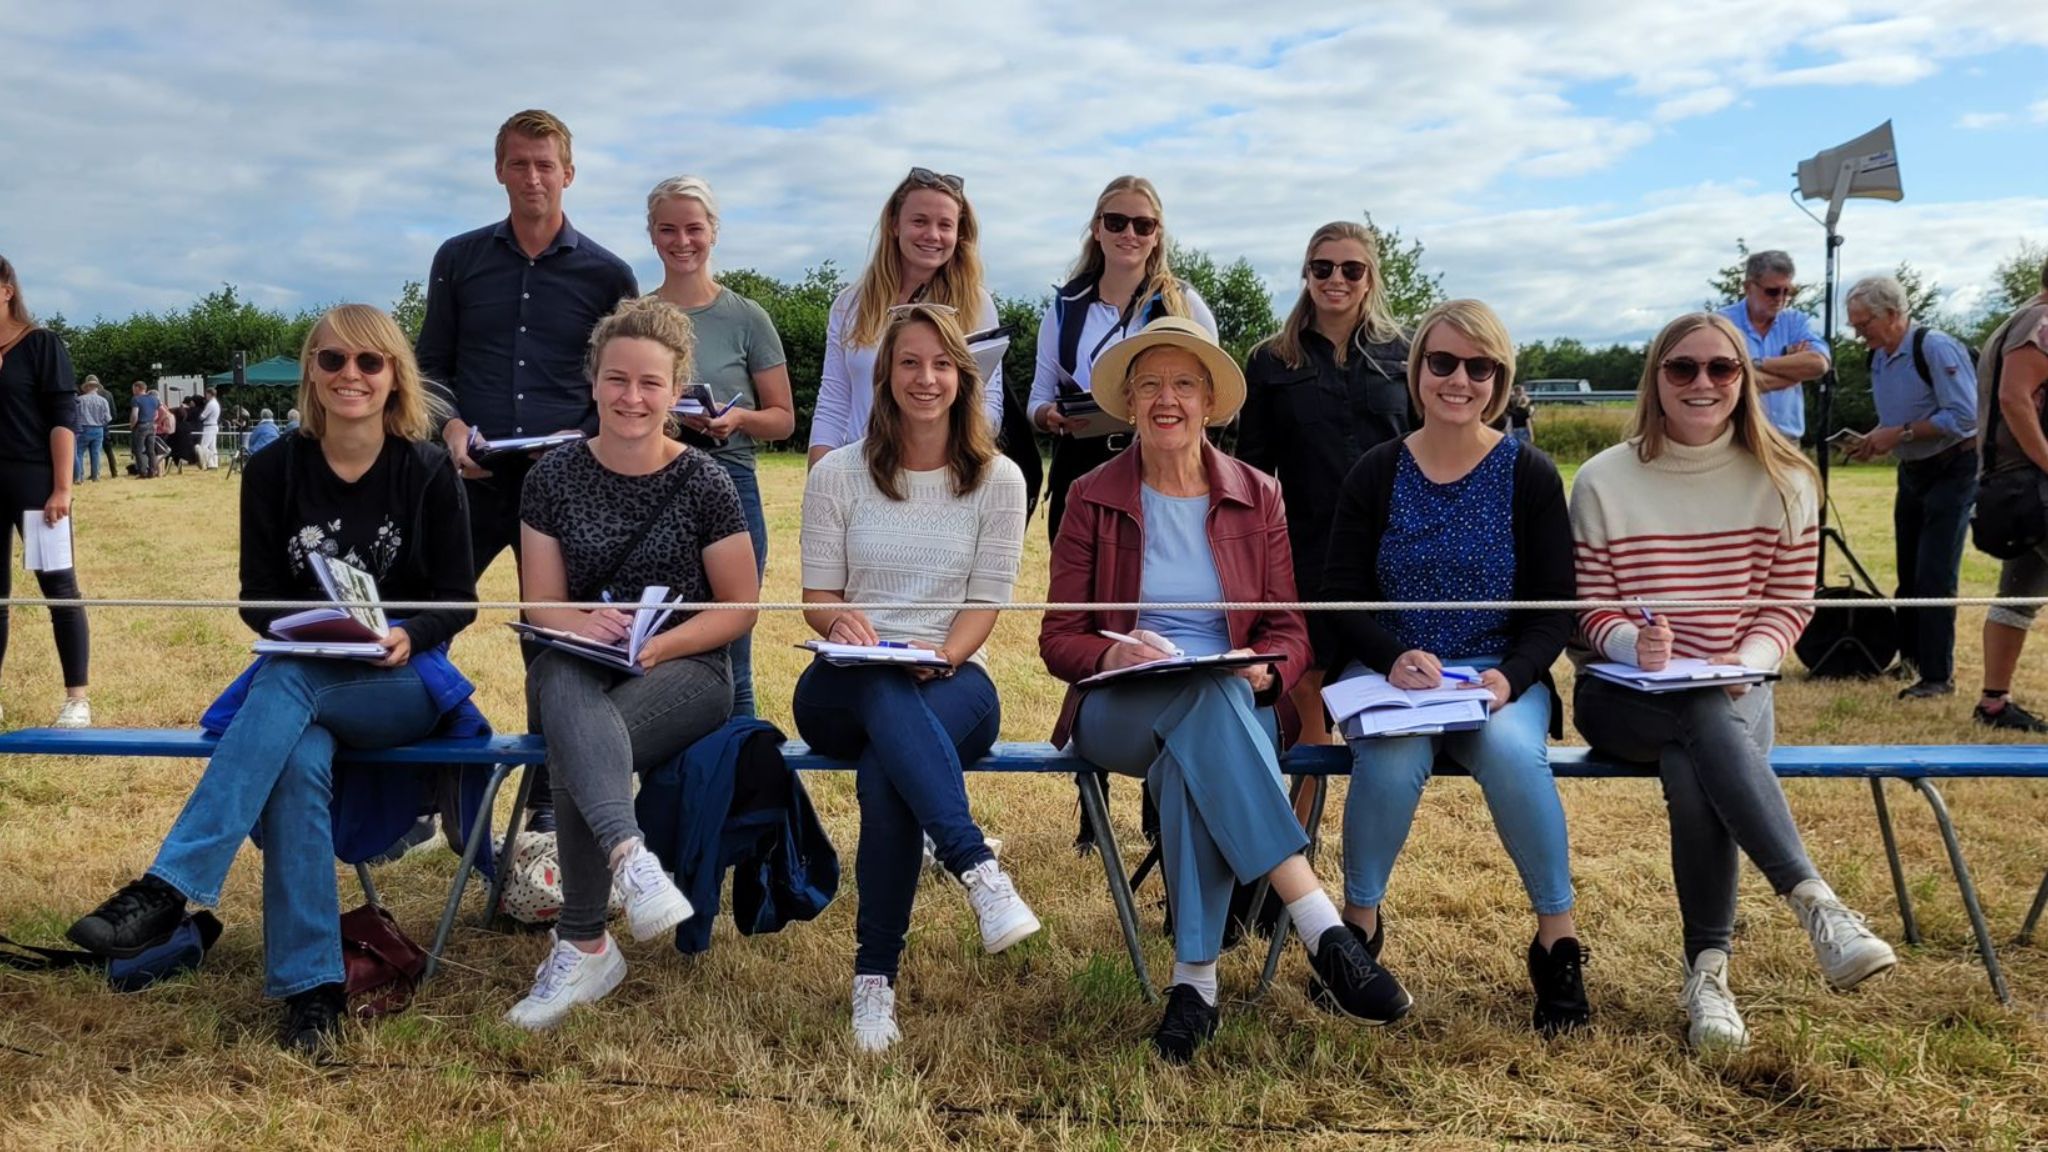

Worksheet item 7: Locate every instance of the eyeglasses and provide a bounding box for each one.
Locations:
[1130,375,1206,400]
[314,348,388,375]
[1753,284,1795,300]
[1422,352,1500,383]
[1098,212,1160,237]
[907,167,965,191]
[1308,259,1369,283]
[1661,356,1743,385]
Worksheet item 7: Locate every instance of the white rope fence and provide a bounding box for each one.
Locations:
[2,596,2045,612]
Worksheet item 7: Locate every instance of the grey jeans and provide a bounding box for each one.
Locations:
[526,647,733,941]
[1574,678,1819,960]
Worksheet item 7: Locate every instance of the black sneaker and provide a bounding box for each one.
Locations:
[1306,919,1384,1010]
[525,804,557,835]
[66,875,187,958]
[1151,983,1219,1064]
[1898,680,1956,700]
[1527,936,1592,1036]
[1306,925,1412,1025]
[281,982,348,1054]
[1975,698,2048,734]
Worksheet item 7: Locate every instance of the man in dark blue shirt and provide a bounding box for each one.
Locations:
[415,109,637,835]
[129,381,161,478]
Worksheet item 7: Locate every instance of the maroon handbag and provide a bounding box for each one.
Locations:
[340,903,428,1019]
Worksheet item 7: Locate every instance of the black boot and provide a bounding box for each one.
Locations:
[1528,935,1591,1036]
[281,982,348,1054]
[1151,983,1219,1064]
[67,875,186,958]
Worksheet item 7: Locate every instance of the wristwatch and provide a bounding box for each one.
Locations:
[1900,425,1917,444]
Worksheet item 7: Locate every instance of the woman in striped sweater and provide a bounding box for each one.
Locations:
[1570,312,1896,1054]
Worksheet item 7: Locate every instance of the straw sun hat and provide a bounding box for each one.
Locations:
[1088,316,1246,424]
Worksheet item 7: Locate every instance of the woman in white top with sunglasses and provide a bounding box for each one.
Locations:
[808,168,1003,464]
[1027,175,1217,546]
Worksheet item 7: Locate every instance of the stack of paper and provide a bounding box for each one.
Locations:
[1321,668,1495,739]
[468,430,585,464]
[1077,650,1281,688]
[1584,659,1776,693]
[510,586,679,675]
[21,512,72,573]
[799,640,952,668]
[964,326,1012,389]
[672,383,739,419]
[254,553,389,660]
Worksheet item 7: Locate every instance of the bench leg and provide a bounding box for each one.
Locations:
[1076,770,1156,1003]
[354,862,380,909]
[2021,869,2048,946]
[1257,775,1330,997]
[1127,843,1162,897]
[423,761,515,981]
[1869,778,1922,946]
[481,762,540,929]
[1907,779,2011,1005]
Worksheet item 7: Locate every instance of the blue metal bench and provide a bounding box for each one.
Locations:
[0,728,547,979]
[3,729,2035,1004]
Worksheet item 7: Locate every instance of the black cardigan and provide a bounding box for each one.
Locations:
[1320,437,1575,736]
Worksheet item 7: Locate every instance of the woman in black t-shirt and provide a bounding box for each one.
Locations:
[506,297,759,1032]
[0,254,91,727]
[67,304,479,1053]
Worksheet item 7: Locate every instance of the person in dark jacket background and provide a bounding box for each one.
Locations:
[1237,221,1412,745]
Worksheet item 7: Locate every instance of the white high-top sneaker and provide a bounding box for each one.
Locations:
[851,974,900,1054]
[1681,948,1749,1053]
[1786,879,1898,990]
[960,859,1040,953]
[612,841,694,942]
[505,930,627,1031]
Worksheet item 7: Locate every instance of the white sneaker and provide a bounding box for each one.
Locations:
[1681,949,1749,1053]
[1786,879,1897,990]
[851,974,900,1054]
[505,930,626,1031]
[960,859,1040,953]
[54,698,91,729]
[923,833,1003,878]
[612,841,693,942]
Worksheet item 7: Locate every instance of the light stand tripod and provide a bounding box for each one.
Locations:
[1808,168,1881,592]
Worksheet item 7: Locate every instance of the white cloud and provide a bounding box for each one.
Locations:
[2033,98,2048,123]
[2,1,2044,348]
[1957,112,2012,130]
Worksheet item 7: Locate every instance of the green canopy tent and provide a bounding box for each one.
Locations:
[205,355,301,386]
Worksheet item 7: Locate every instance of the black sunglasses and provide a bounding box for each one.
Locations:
[1099,212,1160,237]
[1422,351,1500,383]
[315,348,388,375]
[1661,356,1743,385]
[907,167,965,191]
[1308,259,1369,283]
[1754,284,1795,300]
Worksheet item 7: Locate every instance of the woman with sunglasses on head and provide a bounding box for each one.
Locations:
[645,175,793,718]
[506,297,759,1030]
[808,169,1003,466]
[0,254,92,728]
[1571,312,1896,1054]
[1029,176,1218,546]
[1040,317,1399,1063]
[796,303,1035,1054]
[67,305,478,1053]
[1322,300,1586,1035]
[1238,222,1412,745]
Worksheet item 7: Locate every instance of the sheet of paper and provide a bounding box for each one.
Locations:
[1320,667,1493,722]
[21,512,72,572]
[1077,650,1282,688]
[799,640,952,667]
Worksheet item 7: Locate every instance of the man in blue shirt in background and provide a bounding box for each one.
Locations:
[1718,250,1831,442]
[128,381,160,478]
[415,109,637,836]
[1846,274,1979,700]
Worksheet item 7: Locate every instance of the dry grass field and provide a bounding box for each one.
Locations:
[3,450,2047,1150]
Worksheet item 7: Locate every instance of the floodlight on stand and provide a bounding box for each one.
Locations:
[1788,120,1903,600]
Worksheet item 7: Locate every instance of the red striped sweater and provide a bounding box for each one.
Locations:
[1568,429,1817,672]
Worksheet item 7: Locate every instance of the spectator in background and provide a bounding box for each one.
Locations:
[1845,275,1979,700]
[1971,255,2048,732]
[246,408,282,455]
[199,388,222,469]
[284,408,300,436]
[74,375,112,482]
[130,380,160,478]
[1717,250,1830,442]
[1506,382,1535,445]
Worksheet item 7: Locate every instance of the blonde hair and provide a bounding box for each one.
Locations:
[646,175,720,233]
[1407,299,1516,425]
[847,173,985,347]
[864,304,997,500]
[1260,221,1404,369]
[1629,312,1817,514]
[495,109,572,168]
[1065,176,1189,318]
[585,296,697,390]
[297,305,439,441]
[0,254,30,326]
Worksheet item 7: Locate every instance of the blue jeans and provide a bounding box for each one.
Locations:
[792,659,999,979]
[1894,447,1978,684]
[1338,658,1574,915]
[1071,671,1308,964]
[148,658,440,997]
[719,458,768,718]
[75,426,105,481]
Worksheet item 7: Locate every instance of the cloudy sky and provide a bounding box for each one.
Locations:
[4,1,2045,344]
